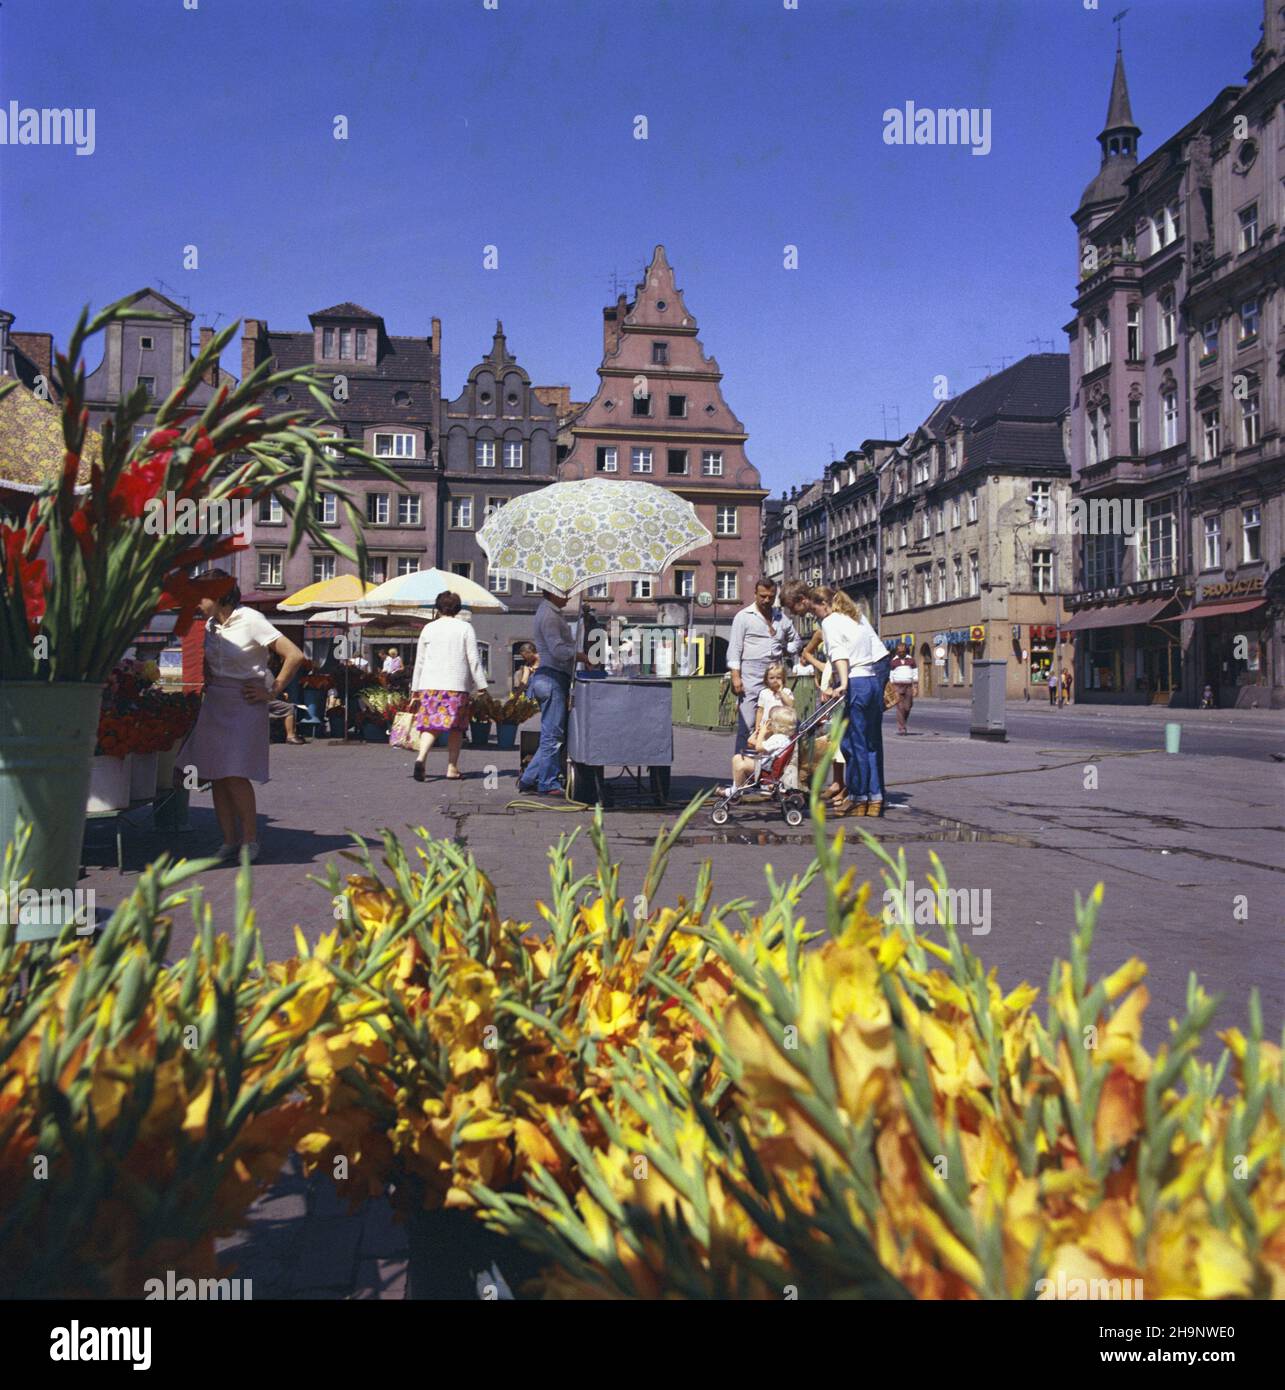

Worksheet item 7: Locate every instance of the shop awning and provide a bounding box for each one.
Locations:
[1060,597,1176,632]
[1174,598,1266,623]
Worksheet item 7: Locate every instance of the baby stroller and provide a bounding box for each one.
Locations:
[710,693,845,827]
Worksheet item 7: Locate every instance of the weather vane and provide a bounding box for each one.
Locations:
[1112,8,1130,50]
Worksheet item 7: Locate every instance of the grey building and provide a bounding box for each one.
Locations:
[438,322,560,683]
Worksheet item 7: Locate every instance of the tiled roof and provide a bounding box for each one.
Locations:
[262,331,437,432]
[926,354,1069,435]
[309,302,382,321]
[0,381,99,489]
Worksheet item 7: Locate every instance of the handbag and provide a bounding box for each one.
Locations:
[390,710,418,751]
[883,682,898,711]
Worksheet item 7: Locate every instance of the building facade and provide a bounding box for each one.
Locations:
[438,322,561,680]
[823,452,882,620]
[238,301,441,645]
[1067,11,1285,706]
[880,354,1073,699]
[558,245,767,671]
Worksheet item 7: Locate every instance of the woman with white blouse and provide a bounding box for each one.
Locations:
[178,570,306,861]
[410,591,490,781]
[809,586,891,816]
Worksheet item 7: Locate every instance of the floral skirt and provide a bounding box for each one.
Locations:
[414,689,471,734]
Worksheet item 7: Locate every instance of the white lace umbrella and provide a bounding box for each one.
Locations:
[476,478,711,597]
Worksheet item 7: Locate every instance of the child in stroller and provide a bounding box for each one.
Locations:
[711,695,843,827]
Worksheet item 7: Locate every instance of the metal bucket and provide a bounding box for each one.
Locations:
[0,681,102,941]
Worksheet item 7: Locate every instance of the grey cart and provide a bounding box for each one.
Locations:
[566,674,673,806]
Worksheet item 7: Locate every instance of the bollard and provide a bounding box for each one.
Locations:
[1164,722,1181,754]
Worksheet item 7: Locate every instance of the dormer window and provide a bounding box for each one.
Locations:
[394,390,410,406]
[321,324,369,360]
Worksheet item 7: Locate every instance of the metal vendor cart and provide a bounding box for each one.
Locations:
[566,672,673,806]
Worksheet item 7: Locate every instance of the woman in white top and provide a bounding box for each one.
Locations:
[810,586,890,816]
[410,591,489,781]
[178,569,306,862]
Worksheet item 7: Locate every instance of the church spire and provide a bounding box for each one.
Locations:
[1098,45,1140,163]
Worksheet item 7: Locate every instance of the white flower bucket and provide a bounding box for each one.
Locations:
[87,754,132,813]
[129,751,158,801]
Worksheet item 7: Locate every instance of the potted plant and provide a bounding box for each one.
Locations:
[0,298,396,939]
[469,691,496,747]
[493,692,538,750]
[358,686,412,743]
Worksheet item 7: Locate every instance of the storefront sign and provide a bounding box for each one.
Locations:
[1198,576,1264,602]
[1067,578,1179,609]
[969,624,985,642]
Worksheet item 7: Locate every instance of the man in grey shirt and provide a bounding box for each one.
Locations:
[727,577,801,754]
[518,591,585,794]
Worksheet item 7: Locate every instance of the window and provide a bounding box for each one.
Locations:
[715,570,737,602]
[257,495,284,524]
[584,581,609,598]
[912,454,930,486]
[667,394,687,418]
[396,556,420,577]
[947,436,961,471]
[1203,515,1222,570]
[1127,304,1142,361]
[367,557,388,585]
[1200,319,1218,360]
[524,581,539,594]
[1033,548,1053,593]
[935,505,945,534]
[503,440,523,469]
[631,447,653,473]
[631,578,654,599]
[355,328,367,358]
[374,432,415,458]
[397,494,422,526]
[1240,298,1260,343]
[919,509,930,541]
[476,440,496,468]
[1084,532,1123,588]
[366,493,390,525]
[1085,316,1099,371]
[449,497,473,529]
[1141,499,1176,579]
[140,335,154,351]
[1161,390,1179,449]
[1158,291,1176,351]
[701,450,724,476]
[898,572,909,610]
[312,554,336,583]
[1239,204,1259,252]
[936,559,947,603]
[1088,406,1111,464]
[339,328,352,358]
[898,521,908,547]
[967,552,979,596]
[483,496,507,523]
[967,492,978,524]
[257,553,283,587]
[1129,399,1142,455]
[323,328,335,357]
[596,446,618,473]
[451,561,472,580]
[1030,481,1051,521]
[1201,405,1221,460]
[952,555,962,598]
[132,424,149,444]
[1154,202,1180,250]
[667,449,689,475]
[652,342,669,365]
[1242,392,1261,447]
[715,504,738,536]
[951,498,961,528]
[632,393,653,417]
[489,570,510,594]
[138,375,156,398]
[675,568,695,597]
[1243,505,1262,562]
[317,493,338,525]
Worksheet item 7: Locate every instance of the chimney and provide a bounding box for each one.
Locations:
[198,326,219,387]
[603,292,628,358]
[241,319,265,385]
[10,331,53,386]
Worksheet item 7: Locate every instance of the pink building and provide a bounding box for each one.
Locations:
[559,246,767,669]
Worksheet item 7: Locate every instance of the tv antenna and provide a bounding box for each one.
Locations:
[1028,336,1056,352]
[155,279,191,310]
[878,403,901,437]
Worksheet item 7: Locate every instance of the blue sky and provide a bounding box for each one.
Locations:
[0,0,1253,496]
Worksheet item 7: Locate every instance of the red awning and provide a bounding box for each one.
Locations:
[1175,598,1266,623]
[1060,597,1176,632]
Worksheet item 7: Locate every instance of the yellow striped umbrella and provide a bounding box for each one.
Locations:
[278,574,376,611]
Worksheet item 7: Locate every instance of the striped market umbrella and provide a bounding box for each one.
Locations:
[476,478,711,598]
[278,574,376,611]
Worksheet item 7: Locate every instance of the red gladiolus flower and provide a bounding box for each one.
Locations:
[145,429,182,452]
[2,525,48,628]
[109,456,169,521]
[68,508,95,563]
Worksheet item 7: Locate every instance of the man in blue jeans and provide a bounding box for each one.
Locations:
[517,590,586,795]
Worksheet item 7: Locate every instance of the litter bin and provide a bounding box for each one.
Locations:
[970,659,1007,742]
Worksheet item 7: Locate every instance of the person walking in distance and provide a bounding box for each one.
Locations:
[517,590,586,796]
[1047,666,1059,707]
[1060,667,1073,708]
[409,591,489,782]
[889,642,917,735]
[727,578,801,763]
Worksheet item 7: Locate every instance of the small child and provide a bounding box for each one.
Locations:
[758,705,800,790]
[726,665,796,793]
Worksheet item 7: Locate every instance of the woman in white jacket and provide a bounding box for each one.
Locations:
[410,591,489,781]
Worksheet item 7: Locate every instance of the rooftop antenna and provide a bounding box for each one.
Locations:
[608,271,630,298]
[970,363,994,380]
[1112,7,1129,50]
[1028,336,1056,352]
[997,355,1014,370]
[155,278,191,310]
[878,403,901,437]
